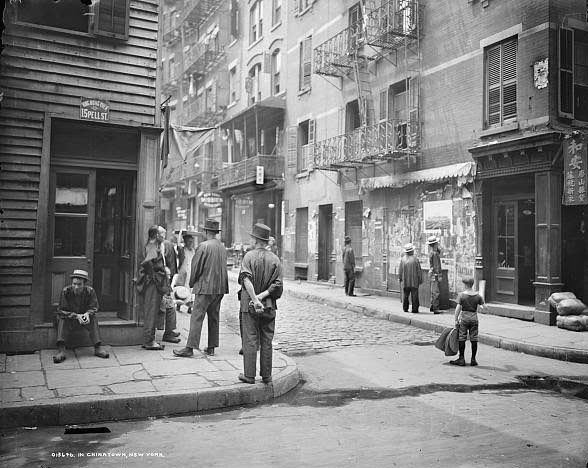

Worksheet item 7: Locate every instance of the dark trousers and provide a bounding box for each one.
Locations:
[241,308,276,379]
[187,294,223,349]
[403,286,420,312]
[56,315,101,346]
[140,282,162,345]
[344,269,355,295]
[156,303,177,337]
[430,279,440,311]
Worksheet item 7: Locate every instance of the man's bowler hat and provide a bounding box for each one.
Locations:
[200,219,221,232]
[71,269,89,281]
[249,223,271,242]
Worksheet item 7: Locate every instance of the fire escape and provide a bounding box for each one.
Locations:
[313,0,423,169]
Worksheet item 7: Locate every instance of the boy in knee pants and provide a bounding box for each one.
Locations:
[451,276,485,366]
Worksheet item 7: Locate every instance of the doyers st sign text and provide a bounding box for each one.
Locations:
[80,97,110,121]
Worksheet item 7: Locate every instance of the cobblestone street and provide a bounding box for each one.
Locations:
[219,289,439,355]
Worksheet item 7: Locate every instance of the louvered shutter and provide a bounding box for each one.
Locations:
[308,119,316,143]
[501,39,517,123]
[559,27,575,119]
[486,44,502,126]
[92,0,129,40]
[287,126,298,169]
[300,37,312,90]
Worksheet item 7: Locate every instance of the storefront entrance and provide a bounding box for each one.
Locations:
[47,167,136,320]
[492,198,535,305]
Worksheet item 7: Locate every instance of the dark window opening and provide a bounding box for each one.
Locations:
[17,0,89,33]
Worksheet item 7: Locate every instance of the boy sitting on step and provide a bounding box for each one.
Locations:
[451,276,485,367]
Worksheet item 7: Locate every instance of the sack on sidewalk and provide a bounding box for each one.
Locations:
[557,298,587,316]
[556,315,588,332]
[435,327,452,352]
[548,292,576,309]
[444,328,459,356]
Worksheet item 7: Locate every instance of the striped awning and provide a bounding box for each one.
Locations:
[359,162,476,194]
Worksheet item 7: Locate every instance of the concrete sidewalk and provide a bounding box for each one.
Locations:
[251,271,588,364]
[0,308,300,429]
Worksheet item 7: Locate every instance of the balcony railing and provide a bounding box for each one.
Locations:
[184,45,225,78]
[183,96,225,127]
[313,119,421,168]
[180,0,223,30]
[314,0,421,76]
[365,0,420,49]
[217,154,285,190]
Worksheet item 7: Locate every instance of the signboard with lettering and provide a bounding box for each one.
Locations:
[256,165,264,185]
[80,97,110,121]
[563,135,587,206]
[200,192,223,209]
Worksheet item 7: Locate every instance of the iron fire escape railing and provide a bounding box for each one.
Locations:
[313,119,422,169]
[179,0,223,30]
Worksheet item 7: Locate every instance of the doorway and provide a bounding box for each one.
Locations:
[47,168,136,321]
[492,198,535,305]
[318,204,333,281]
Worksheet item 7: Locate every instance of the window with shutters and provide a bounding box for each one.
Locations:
[92,0,130,40]
[485,38,517,128]
[248,64,262,104]
[271,49,282,95]
[249,1,263,44]
[272,0,282,26]
[299,36,313,92]
[229,66,238,104]
[295,207,309,264]
[298,119,315,172]
[230,0,240,40]
[559,27,588,122]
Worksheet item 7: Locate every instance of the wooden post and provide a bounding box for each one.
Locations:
[533,169,563,325]
[473,178,484,291]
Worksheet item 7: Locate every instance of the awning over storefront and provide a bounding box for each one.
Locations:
[359,161,476,194]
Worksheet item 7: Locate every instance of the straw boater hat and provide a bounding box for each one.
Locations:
[249,223,271,242]
[70,269,89,281]
[173,286,191,301]
[181,230,199,239]
[427,235,439,245]
[200,219,221,232]
[404,243,415,253]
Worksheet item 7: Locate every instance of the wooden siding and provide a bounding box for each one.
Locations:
[0,0,160,332]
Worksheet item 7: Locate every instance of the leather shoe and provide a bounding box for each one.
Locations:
[204,347,215,356]
[94,346,110,359]
[173,348,193,357]
[262,376,272,384]
[169,331,180,338]
[162,335,181,344]
[238,373,255,384]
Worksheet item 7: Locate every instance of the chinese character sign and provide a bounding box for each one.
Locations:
[563,136,588,205]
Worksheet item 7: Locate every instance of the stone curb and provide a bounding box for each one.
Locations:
[0,354,300,429]
[284,288,588,364]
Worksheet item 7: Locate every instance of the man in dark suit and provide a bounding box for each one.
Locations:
[157,226,180,343]
[173,219,229,357]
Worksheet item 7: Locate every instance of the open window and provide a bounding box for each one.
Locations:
[559,26,588,122]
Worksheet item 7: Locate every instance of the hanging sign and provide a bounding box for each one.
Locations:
[80,97,110,121]
[200,192,223,209]
[256,165,264,184]
[563,135,587,206]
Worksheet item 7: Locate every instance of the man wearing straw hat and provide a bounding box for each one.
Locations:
[398,243,423,314]
[237,223,283,384]
[174,219,228,358]
[427,235,443,314]
[53,269,109,363]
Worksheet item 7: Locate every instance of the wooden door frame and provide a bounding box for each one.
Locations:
[491,192,534,303]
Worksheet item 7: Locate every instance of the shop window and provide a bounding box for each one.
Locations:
[559,27,588,121]
[16,0,129,39]
[299,36,312,91]
[496,204,515,269]
[485,38,517,128]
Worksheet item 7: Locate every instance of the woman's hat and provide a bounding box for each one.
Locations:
[70,269,89,281]
[181,230,199,239]
[249,223,271,242]
[404,243,415,253]
[427,235,439,245]
[200,219,221,232]
[344,235,352,243]
[173,286,191,301]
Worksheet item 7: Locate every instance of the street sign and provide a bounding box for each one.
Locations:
[563,135,587,206]
[80,97,110,121]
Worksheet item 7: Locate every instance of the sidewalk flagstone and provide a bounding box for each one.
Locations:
[0,371,45,389]
[6,354,41,372]
[108,381,157,394]
[39,349,80,370]
[56,386,105,397]
[142,359,217,377]
[21,386,55,401]
[1,388,22,403]
[151,374,214,392]
[45,364,144,389]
